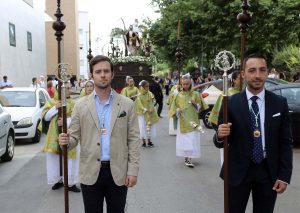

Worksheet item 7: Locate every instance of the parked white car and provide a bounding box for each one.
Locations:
[0,87,50,143]
[193,80,224,128]
[194,78,288,129]
[0,104,15,161]
[200,85,222,128]
[201,85,222,106]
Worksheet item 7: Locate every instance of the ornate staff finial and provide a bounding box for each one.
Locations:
[57,63,72,82]
[214,51,236,73]
[87,23,93,64]
[56,63,72,106]
[174,18,183,80]
[175,46,183,80]
[175,47,183,64]
[214,50,236,95]
[52,1,69,213]
[52,0,66,44]
[215,50,236,213]
[237,0,251,34]
[52,0,66,100]
[237,0,251,91]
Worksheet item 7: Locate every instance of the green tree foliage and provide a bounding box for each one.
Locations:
[110,27,124,37]
[155,62,170,76]
[151,0,177,9]
[149,0,300,69]
[272,45,300,78]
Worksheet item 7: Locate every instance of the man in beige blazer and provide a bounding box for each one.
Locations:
[59,55,140,213]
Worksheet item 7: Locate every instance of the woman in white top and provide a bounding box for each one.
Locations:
[29,77,40,88]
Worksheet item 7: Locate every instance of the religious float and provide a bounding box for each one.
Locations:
[108,19,156,93]
[111,56,156,93]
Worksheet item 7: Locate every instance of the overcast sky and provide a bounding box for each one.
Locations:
[78,0,160,54]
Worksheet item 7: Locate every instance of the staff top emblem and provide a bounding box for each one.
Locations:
[56,63,72,82]
[214,50,236,73]
[56,63,72,106]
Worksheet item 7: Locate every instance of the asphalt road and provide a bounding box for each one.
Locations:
[0,106,299,213]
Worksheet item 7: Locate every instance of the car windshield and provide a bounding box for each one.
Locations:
[280,87,300,105]
[0,91,36,107]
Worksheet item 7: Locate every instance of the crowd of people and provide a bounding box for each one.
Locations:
[1,53,295,212]
[42,55,208,211]
[56,54,293,213]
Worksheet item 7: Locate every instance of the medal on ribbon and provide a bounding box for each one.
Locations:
[254,129,261,138]
[100,128,107,135]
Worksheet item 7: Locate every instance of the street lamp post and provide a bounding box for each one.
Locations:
[52,1,69,213]
[237,0,251,90]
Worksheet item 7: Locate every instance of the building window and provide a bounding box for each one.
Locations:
[27,32,32,51]
[23,0,33,7]
[9,23,16,47]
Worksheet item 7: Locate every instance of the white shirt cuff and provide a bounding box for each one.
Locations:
[44,106,58,121]
[278,179,289,185]
[214,134,224,144]
[67,117,71,128]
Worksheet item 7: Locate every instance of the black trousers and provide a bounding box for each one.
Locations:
[229,160,277,213]
[81,168,128,213]
[156,99,163,116]
[165,85,169,96]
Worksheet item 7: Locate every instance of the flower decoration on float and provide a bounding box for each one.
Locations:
[110,55,157,67]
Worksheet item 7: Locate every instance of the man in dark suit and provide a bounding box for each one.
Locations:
[150,77,164,118]
[214,53,293,213]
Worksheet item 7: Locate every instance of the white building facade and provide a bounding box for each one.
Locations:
[0,0,46,87]
[78,11,89,80]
